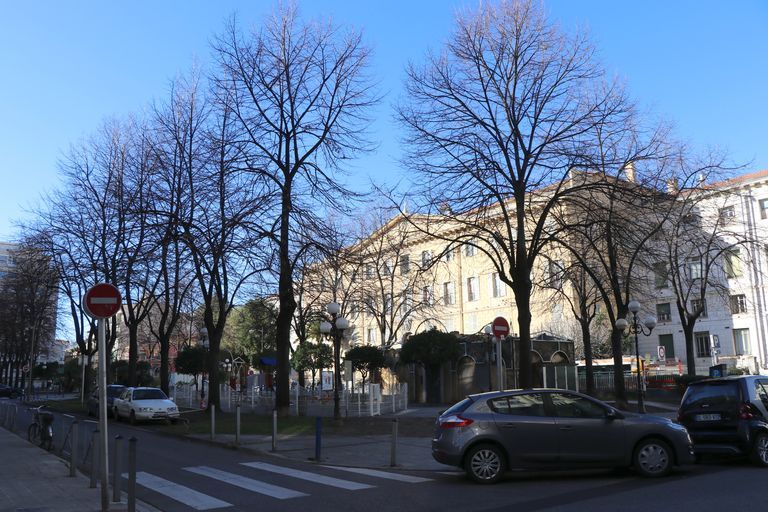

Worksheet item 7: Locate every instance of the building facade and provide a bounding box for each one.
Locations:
[638,170,768,375]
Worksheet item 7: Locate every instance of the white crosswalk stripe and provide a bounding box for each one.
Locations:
[128,471,232,510]
[241,461,374,490]
[183,466,308,499]
[321,465,433,483]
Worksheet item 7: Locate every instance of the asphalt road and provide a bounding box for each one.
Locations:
[11,406,767,512]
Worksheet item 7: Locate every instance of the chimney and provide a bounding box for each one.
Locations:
[623,162,636,182]
[666,178,679,193]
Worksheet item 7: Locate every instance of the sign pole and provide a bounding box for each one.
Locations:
[98,318,109,512]
[84,283,121,512]
[496,337,504,391]
[491,317,510,392]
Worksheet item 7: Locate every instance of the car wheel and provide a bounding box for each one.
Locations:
[634,438,672,477]
[751,432,768,467]
[465,443,506,484]
[129,411,136,425]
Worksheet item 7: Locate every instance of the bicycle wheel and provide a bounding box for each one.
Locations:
[28,422,40,445]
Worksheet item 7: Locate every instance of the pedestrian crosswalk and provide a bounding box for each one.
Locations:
[131,472,233,510]
[131,460,433,510]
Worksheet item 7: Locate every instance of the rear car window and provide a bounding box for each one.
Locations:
[443,397,473,416]
[682,381,741,408]
[107,387,126,398]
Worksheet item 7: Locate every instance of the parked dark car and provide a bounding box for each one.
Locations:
[432,389,694,484]
[86,385,126,418]
[678,375,768,466]
[0,384,22,399]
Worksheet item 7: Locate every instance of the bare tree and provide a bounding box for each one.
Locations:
[146,74,207,394]
[397,0,638,388]
[175,97,272,411]
[0,237,58,392]
[211,5,377,415]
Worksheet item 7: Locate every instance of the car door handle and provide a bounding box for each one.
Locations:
[559,425,573,431]
[500,423,517,429]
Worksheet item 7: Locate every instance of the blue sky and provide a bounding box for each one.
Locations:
[1,0,766,241]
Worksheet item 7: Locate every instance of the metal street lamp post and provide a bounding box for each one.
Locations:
[615,300,657,414]
[319,302,349,421]
[199,328,208,407]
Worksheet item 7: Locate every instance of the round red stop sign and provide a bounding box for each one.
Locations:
[491,316,510,338]
[84,283,122,319]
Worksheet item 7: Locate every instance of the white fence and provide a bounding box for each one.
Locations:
[171,381,409,417]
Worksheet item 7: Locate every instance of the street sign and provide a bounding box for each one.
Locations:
[491,316,510,338]
[22,364,29,373]
[657,345,666,362]
[83,283,122,319]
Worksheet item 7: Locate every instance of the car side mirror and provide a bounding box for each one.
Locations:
[606,409,620,420]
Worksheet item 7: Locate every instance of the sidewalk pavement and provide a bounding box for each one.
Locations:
[190,405,451,472]
[0,427,159,512]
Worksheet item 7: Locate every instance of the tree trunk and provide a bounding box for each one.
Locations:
[581,321,595,395]
[611,329,628,409]
[684,323,697,376]
[128,323,139,387]
[513,280,533,389]
[276,190,296,416]
[160,334,170,396]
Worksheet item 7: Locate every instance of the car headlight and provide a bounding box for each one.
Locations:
[168,407,178,412]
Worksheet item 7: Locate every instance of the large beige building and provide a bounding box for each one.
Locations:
[306,169,768,379]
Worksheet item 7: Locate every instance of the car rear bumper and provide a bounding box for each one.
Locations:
[431,438,463,467]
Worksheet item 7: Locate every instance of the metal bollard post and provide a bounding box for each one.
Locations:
[90,429,99,489]
[271,409,277,452]
[128,437,137,512]
[235,404,241,446]
[210,406,215,441]
[113,435,123,503]
[70,421,79,477]
[390,418,398,467]
[314,417,322,461]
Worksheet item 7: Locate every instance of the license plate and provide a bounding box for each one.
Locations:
[695,413,721,421]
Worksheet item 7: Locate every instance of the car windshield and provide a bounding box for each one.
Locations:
[682,381,741,407]
[133,389,167,400]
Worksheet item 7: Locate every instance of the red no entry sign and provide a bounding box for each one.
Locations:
[84,283,122,319]
[491,316,510,338]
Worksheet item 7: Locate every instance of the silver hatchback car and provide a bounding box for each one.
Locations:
[432,389,694,483]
